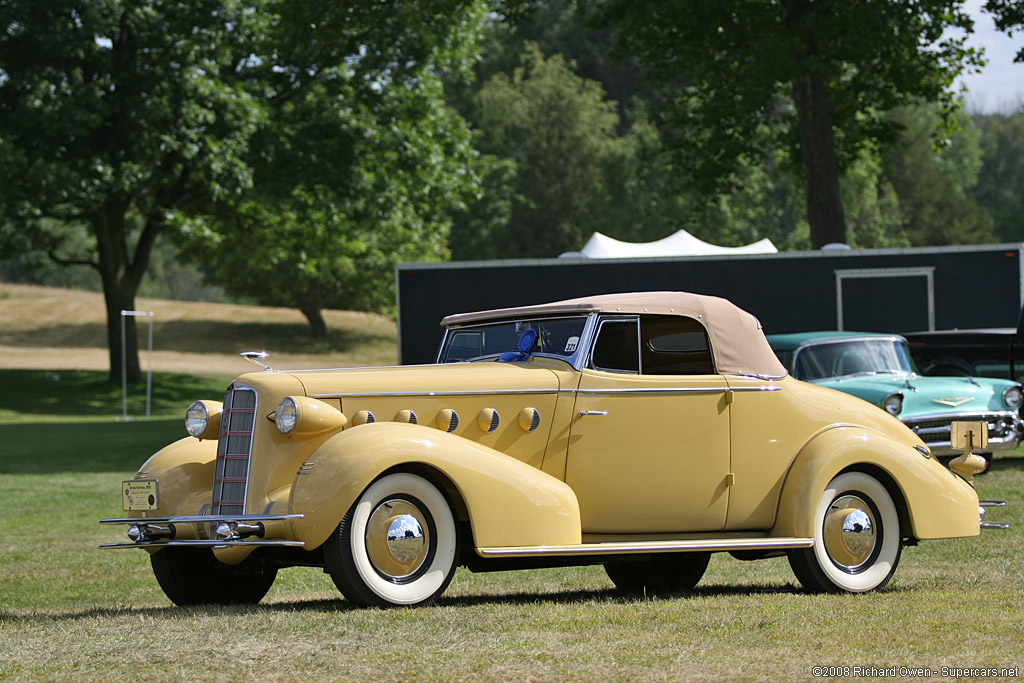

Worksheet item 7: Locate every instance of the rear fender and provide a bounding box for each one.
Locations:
[289,422,582,551]
[771,426,979,540]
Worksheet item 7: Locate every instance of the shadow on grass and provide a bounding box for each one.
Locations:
[8,582,842,623]
[0,319,393,355]
[0,419,186,473]
[990,456,1024,472]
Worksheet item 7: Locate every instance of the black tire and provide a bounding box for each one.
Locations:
[150,547,277,606]
[324,472,459,608]
[604,552,710,595]
[788,471,902,593]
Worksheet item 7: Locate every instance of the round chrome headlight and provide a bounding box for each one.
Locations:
[882,392,903,416]
[274,396,348,436]
[185,400,222,440]
[1003,385,1023,410]
[276,397,299,435]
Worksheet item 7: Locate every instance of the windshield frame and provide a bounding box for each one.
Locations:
[791,336,918,381]
[437,313,598,370]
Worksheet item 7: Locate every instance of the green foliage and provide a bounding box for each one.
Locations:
[471,44,619,257]
[985,0,1024,62]
[504,0,984,248]
[971,111,1024,242]
[0,0,487,363]
[174,2,487,332]
[884,106,996,246]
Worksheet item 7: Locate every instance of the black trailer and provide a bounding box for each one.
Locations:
[396,243,1024,366]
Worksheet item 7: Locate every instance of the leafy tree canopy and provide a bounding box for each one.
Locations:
[501,0,984,248]
[0,0,485,377]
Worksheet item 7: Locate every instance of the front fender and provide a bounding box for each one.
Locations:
[289,422,582,551]
[136,436,219,518]
[771,426,979,540]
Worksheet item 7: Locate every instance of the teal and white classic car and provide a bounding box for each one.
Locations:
[768,331,1024,459]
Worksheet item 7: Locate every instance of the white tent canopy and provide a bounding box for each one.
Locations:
[572,229,777,259]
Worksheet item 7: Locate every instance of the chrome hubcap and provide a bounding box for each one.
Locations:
[365,498,432,581]
[823,495,877,572]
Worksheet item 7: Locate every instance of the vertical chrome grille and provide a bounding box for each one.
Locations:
[211,385,257,516]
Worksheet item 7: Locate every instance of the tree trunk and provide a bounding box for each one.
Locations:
[300,305,329,339]
[300,282,329,339]
[791,68,847,248]
[93,203,161,384]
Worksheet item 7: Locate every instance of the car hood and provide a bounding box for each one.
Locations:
[815,373,1016,415]
[286,358,566,399]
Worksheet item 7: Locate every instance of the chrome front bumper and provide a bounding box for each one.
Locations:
[903,411,1023,456]
[979,501,1010,530]
[99,513,305,549]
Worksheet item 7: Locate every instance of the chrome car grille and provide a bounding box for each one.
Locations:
[211,385,257,515]
[903,412,1021,454]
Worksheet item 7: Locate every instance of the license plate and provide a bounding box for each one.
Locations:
[122,480,159,511]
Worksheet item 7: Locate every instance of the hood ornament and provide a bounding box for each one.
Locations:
[933,396,974,407]
[241,350,274,371]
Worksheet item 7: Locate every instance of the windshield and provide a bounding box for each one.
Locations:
[794,339,916,380]
[438,316,589,363]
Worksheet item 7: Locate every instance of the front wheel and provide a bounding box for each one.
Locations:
[788,471,902,593]
[324,472,459,608]
[150,548,277,606]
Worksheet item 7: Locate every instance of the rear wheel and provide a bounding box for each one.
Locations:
[604,553,710,595]
[151,548,277,606]
[324,472,459,608]
[788,471,902,593]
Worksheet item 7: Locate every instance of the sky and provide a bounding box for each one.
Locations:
[958,0,1024,113]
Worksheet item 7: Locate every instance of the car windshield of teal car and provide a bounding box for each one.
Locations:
[795,339,916,381]
[439,316,589,362]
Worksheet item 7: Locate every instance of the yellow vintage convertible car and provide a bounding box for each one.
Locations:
[102,292,1006,607]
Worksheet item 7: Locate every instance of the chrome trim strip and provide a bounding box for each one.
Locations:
[100,513,304,525]
[313,383,781,400]
[310,388,560,399]
[475,536,814,558]
[577,385,781,396]
[442,305,602,326]
[980,522,1011,530]
[980,500,1008,507]
[578,387,727,396]
[902,410,1021,424]
[100,539,306,549]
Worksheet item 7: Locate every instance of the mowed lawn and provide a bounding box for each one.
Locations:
[1,286,1022,680]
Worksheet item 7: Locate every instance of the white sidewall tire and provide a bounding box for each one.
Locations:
[349,473,457,606]
[811,471,901,593]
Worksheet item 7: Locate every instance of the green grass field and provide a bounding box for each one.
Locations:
[2,321,1023,679]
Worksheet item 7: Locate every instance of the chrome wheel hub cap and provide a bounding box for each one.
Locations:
[823,495,877,572]
[365,498,431,581]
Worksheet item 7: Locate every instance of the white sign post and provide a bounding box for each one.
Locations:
[120,310,154,421]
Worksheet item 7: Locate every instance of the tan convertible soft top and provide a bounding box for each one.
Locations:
[442,291,787,378]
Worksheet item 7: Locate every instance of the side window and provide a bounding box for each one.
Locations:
[640,315,715,375]
[590,318,640,373]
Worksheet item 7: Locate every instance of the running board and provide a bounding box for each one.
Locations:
[476,536,814,559]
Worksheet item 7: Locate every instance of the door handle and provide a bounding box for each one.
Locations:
[578,410,608,416]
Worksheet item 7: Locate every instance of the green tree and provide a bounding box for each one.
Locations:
[970,112,1024,241]
[0,0,484,379]
[0,0,268,381]
[985,1,1024,61]
[180,75,480,334]
[884,106,995,245]
[505,0,982,249]
[473,44,620,257]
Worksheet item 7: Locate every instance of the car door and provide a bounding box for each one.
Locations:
[564,315,731,534]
